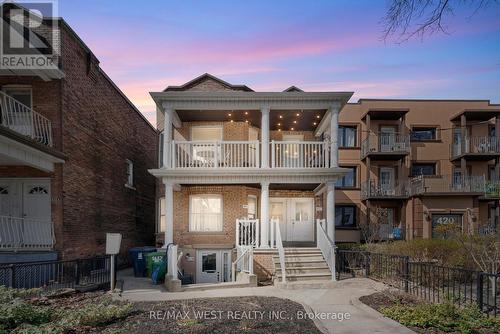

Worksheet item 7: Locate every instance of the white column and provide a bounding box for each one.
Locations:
[261,106,270,168]
[164,181,174,246]
[330,105,340,168]
[260,181,270,247]
[163,105,173,168]
[326,181,335,242]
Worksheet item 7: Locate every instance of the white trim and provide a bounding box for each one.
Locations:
[0,135,64,172]
[189,194,224,232]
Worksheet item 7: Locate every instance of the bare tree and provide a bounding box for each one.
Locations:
[382,0,499,42]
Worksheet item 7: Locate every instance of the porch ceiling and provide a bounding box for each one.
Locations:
[176,109,326,131]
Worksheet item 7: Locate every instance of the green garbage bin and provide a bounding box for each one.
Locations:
[145,252,166,279]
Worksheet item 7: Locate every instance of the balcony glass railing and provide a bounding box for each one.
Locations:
[0,91,53,147]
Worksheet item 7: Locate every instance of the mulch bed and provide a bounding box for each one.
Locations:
[101,296,322,334]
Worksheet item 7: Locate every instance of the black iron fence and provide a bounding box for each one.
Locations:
[0,256,112,291]
[337,250,499,316]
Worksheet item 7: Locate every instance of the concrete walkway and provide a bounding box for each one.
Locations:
[115,270,414,334]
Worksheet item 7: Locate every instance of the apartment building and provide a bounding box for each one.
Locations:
[340,99,500,240]
[150,74,350,286]
[0,4,157,263]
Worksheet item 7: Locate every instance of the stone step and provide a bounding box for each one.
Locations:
[273,255,325,262]
[276,267,332,275]
[275,272,332,282]
[181,281,254,292]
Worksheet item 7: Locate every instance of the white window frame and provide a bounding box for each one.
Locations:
[2,85,33,109]
[158,197,165,233]
[189,194,223,232]
[125,159,134,188]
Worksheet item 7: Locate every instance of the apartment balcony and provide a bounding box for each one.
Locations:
[409,175,485,196]
[0,91,53,147]
[360,180,409,200]
[169,140,331,169]
[360,132,410,160]
[450,136,500,161]
[0,216,54,251]
[483,180,500,199]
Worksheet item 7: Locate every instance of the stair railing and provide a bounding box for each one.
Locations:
[274,218,286,283]
[316,219,336,281]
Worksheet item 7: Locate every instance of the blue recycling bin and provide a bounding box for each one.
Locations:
[128,246,157,277]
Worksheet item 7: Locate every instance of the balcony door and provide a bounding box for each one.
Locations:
[282,134,304,168]
[270,198,314,243]
[191,126,223,167]
[379,167,395,195]
[2,87,33,137]
[380,126,396,152]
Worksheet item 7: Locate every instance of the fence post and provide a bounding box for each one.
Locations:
[75,259,80,286]
[9,264,15,288]
[476,272,484,311]
[365,252,371,277]
[404,256,410,293]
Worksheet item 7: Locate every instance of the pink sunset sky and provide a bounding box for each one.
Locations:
[58,0,500,124]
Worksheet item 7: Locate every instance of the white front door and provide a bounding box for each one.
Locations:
[196,249,231,284]
[0,179,50,219]
[290,198,314,241]
[270,199,287,241]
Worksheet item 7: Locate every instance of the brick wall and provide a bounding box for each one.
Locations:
[55,25,158,260]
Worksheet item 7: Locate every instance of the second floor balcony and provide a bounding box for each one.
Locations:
[450,136,500,161]
[361,132,410,160]
[361,179,409,200]
[410,174,486,196]
[169,140,331,169]
[0,91,53,147]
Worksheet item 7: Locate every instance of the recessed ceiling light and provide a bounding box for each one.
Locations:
[313,122,317,125]
[244,111,248,115]
[293,120,297,124]
[279,115,283,119]
[278,129,281,132]
[296,113,300,117]
[316,115,320,119]
[291,127,294,131]
[230,120,234,123]
[228,113,232,117]
[245,120,249,123]
[277,123,281,126]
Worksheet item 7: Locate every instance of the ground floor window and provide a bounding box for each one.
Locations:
[158,197,166,232]
[189,194,223,232]
[432,213,462,238]
[335,205,356,227]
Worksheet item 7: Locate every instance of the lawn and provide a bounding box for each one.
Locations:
[0,286,321,333]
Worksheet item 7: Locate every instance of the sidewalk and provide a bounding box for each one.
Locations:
[115,270,414,334]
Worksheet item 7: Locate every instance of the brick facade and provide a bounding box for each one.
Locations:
[0,20,157,261]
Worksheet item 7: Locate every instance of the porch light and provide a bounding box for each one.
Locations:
[245,120,249,123]
[313,122,317,125]
[245,111,248,115]
[278,129,281,132]
[316,115,320,119]
[279,115,283,119]
[228,113,232,117]
[296,113,300,117]
[293,120,297,124]
[277,123,281,126]
[230,120,234,123]
[291,127,294,131]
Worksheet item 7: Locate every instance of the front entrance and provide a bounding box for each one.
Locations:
[270,198,314,243]
[0,178,51,220]
[196,249,231,284]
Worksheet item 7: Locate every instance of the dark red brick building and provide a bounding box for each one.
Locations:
[0,7,157,263]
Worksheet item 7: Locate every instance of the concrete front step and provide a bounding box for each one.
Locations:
[273,255,325,263]
[181,281,255,292]
[276,267,331,275]
[275,272,332,282]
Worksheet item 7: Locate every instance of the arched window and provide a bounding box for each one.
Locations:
[29,186,48,194]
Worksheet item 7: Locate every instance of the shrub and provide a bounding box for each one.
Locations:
[381,302,500,334]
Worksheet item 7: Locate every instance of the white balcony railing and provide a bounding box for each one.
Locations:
[169,140,331,169]
[410,175,486,195]
[0,216,54,250]
[172,140,260,168]
[361,180,409,200]
[272,140,330,168]
[361,132,410,159]
[0,91,53,147]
